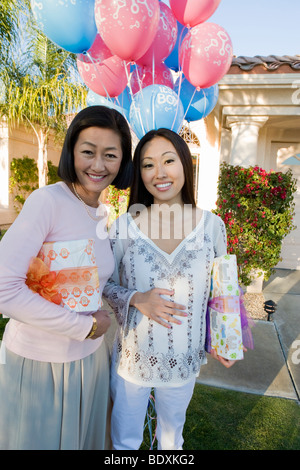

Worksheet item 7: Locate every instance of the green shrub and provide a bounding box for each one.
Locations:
[214,162,297,285]
[0,230,7,241]
[9,156,60,213]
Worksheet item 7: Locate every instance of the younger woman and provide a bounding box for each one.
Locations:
[104,128,237,451]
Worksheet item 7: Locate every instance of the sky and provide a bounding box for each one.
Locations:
[209,0,300,57]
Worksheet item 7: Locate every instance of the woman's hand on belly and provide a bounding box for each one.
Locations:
[130,288,187,329]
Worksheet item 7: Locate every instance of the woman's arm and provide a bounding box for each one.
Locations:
[103,215,186,328]
[0,188,92,340]
[210,214,247,367]
[102,216,137,325]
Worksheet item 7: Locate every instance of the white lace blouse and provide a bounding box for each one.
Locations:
[103,210,227,387]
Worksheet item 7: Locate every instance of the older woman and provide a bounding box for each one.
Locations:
[0,106,133,450]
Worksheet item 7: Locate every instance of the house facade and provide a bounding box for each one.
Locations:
[1,55,299,269]
[0,123,61,226]
[192,55,300,270]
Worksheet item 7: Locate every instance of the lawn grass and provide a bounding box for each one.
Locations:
[1,316,299,451]
[182,383,300,450]
[141,383,300,450]
[141,382,300,451]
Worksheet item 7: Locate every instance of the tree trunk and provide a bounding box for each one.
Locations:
[0,118,9,208]
[38,129,48,188]
[24,119,48,188]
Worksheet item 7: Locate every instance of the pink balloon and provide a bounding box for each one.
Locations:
[169,0,221,27]
[77,34,129,97]
[179,22,233,88]
[130,63,174,95]
[94,0,160,62]
[136,3,177,66]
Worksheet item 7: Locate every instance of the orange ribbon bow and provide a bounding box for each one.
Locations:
[25,257,62,305]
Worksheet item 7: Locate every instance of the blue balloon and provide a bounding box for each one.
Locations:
[86,90,106,107]
[30,0,97,54]
[175,76,219,122]
[164,22,188,72]
[114,87,132,119]
[130,63,137,74]
[86,90,129,120]
[129,85,184,140]
[203,84,219,116]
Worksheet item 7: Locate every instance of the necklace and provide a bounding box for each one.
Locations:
[72,183,100,221]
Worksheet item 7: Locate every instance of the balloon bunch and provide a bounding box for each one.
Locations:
[30,0,233,139]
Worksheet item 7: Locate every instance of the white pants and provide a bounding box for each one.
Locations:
[110,367,196,450]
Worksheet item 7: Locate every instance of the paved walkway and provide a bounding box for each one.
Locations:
[105,268,300,402]
[196,269,300,401]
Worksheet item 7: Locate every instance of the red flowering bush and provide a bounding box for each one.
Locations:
[214,162,297,286]
[105,185,130,228]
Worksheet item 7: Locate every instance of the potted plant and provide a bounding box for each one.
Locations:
[214,162,297,289]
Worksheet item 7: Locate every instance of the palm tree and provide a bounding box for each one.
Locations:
[0,1,32,75]
[0,2,88,187]
[4,71,87,187]
[0,0,19,55]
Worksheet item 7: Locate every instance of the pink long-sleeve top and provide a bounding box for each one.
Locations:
[0,182,114,363]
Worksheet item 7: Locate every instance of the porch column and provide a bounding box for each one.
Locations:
[190,119,220,210]
[0,119,9,208]
[226,116,268,167]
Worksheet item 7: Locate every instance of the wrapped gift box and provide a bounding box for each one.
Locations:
[205,254,244,360]
[28,239,102,315]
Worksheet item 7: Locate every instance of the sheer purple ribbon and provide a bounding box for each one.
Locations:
[205,287,255,354]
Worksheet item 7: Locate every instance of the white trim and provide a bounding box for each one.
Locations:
[220,73,300,87]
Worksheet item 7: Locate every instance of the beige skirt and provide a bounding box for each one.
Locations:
[0,339,111,450]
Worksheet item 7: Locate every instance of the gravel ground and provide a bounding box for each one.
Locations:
[243,293,268,321]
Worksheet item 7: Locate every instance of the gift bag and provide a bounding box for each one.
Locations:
[26,239,102,315]
[205,254,246,360]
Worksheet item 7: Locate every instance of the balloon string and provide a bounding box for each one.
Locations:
[171,72,183,132]
[135,65,142,94]
[84,51,112,101]
[152,51,155,87]
[171,69,183,131]
[124,61,146,137]
[177,25,188,75]
[170,25,188,132]
[114,86,129,110]
[144,393,157,450]
[152,52,155,130]
[135,65,150,132]
[203,88,208,118]
[123,62,136,103]
[182,86,197,123]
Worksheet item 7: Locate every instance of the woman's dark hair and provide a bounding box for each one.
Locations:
[128,128,196,208]
[58,105,133,189]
